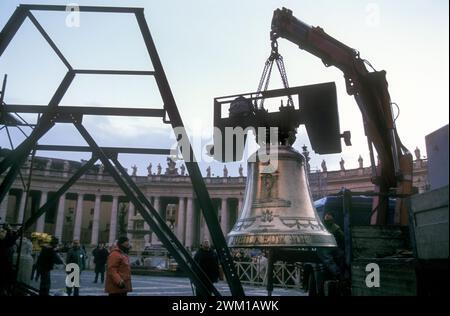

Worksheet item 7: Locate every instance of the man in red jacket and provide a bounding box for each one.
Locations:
[105,236,132,296]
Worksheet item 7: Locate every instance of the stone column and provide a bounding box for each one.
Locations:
[108,195,119,245]
[16,191,27,224]
[127,202,135,240]
[238,198,244,217]
[44,159,52,176]
[72,193,84,240]
[201,213,210,242]
[36,191,47,232]
[199,213,205,243]
[143,196,151,246]
[0,193,9,223]
[25,157,31,176]
[176,197,186,244]
[143,219,150,233]
[220,198,228,235]
[185,197,194,248]
[97,165,104,181]
[63,161,69,178]
[54,194,66,241]
[151,196,161,244]
[90,194,101,245]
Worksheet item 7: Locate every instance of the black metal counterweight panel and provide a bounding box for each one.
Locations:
[300,82,342,154]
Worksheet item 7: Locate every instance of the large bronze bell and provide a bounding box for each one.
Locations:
[227,145,337,248]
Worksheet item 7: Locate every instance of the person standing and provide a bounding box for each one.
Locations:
[257,251,268,285]
[0,224,19,296]
[31,251,40,282]
[323,212,345,249]
[66,239,85,296]
[36,237,64,296]
[105,236,132,296]
[92,243,109,283]
[317,211,345,279]
[81,245,88,270]
[193,239,220,296]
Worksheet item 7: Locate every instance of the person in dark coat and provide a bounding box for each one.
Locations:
[31,251,40,282]
[66,239,85,296]
[317,211,346,279]
[81,245,87,269]
[36,237,64,296]
[0,224,19,296]
[323,212,345,250]
[193,239,220,296]
[92,243,109,283]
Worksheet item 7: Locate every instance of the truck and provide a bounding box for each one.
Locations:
[314,194,396,228]
[300,191,406,296]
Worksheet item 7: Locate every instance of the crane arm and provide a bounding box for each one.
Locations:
[271,8,413,224]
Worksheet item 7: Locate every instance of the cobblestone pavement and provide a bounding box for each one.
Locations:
[30,269,307,296]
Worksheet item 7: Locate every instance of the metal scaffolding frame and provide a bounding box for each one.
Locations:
[0,4,244,296]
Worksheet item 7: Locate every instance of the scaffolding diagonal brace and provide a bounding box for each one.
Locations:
[0,160,25,205]
[110,157,222,296]
[74,121,220,296]
[0,6,28,57]
[135,10,245,297]
[19,155,97,233]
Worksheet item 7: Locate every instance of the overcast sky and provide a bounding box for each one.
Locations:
[1,0,448,177]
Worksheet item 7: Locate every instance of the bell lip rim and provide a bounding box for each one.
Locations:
[227,232,336,237]
[227,231,337,248]
[226,245,338,248]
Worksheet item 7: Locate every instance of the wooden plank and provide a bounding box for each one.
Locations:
[410,186,449,259]
[351,226,410,259]
[351,258,417,296]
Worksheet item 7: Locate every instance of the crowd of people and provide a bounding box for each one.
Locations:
[231,249,253,262]
[0,223,133,297]
[1,226,277,297]
[1,211,346,297]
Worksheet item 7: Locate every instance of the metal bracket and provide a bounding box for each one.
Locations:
[52,112,83,124]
